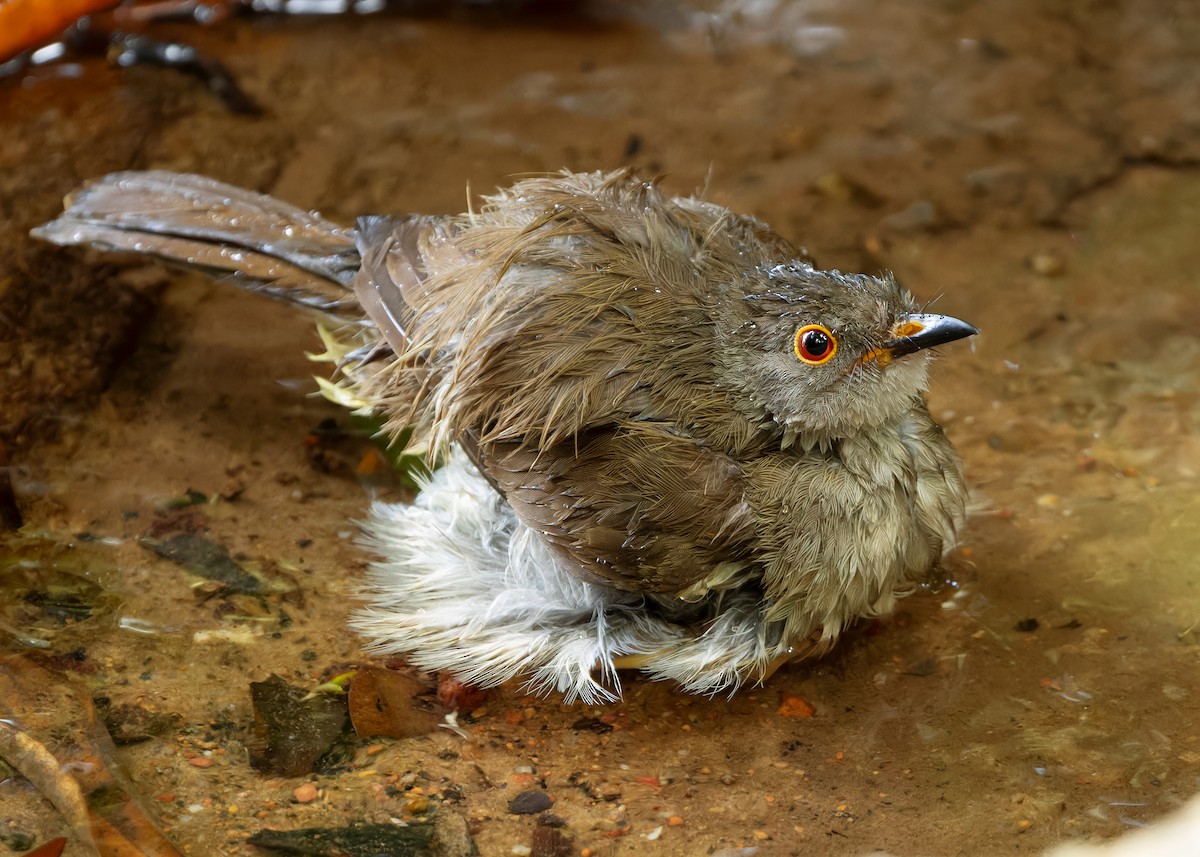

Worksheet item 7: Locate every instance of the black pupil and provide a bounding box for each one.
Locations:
[803,330,830,357]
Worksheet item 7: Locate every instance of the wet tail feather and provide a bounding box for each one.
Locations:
[353,214,435,354]
[32,171,363,317]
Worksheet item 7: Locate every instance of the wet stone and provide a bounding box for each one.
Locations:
[569,717,613,733]
[878,200,941,232]
[0,830,35,852]
[965,162,1029,204]
[508,790,553,815]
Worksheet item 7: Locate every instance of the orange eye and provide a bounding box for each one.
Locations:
[793,324,838,365]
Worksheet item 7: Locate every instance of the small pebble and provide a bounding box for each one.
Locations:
[1028,250,1066,276]
[292,783,319,803]
[813,172,854,201]
[508,790,553,815]
[964,162,1027,201]
[776,694,815,718]
[187,757,213,768]
[878,200,940,232]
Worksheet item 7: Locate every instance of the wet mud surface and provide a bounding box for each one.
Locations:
[1,2,1198,855]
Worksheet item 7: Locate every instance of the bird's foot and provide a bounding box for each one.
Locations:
[756,650,799,683]
[610,653,654,671]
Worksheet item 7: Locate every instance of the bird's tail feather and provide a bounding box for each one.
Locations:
[32,170,364,318]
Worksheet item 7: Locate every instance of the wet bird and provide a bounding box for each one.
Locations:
[34,169,977,702]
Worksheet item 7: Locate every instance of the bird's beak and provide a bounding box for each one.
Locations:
[862,313,979,368]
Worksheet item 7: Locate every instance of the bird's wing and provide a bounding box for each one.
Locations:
[383,171,792,595]
[478,420,759,596]
[447,271,764,596]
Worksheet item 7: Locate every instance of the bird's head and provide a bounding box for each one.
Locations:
[718,262,977,446]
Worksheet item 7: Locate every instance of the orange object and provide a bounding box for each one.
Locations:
[776,693,816,718]
[0,0,122,62]
[356,447,384,475]
[292,782,319,803]
[21,838,67,857]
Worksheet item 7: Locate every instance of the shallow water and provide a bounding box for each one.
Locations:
[1,2,1197,855]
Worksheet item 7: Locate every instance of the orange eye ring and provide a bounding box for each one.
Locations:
[793,324,838,365]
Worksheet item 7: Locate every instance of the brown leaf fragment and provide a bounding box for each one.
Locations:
[530,826,574,857]
[248,675,349,776]
[347,665,441,739]
[247,823,433,856]
[21,838,67,857]
[142,533,263,594]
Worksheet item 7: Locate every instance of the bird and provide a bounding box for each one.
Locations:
[33,168,977,703]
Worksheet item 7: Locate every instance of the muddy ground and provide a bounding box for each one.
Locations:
[1,2,1198,855]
